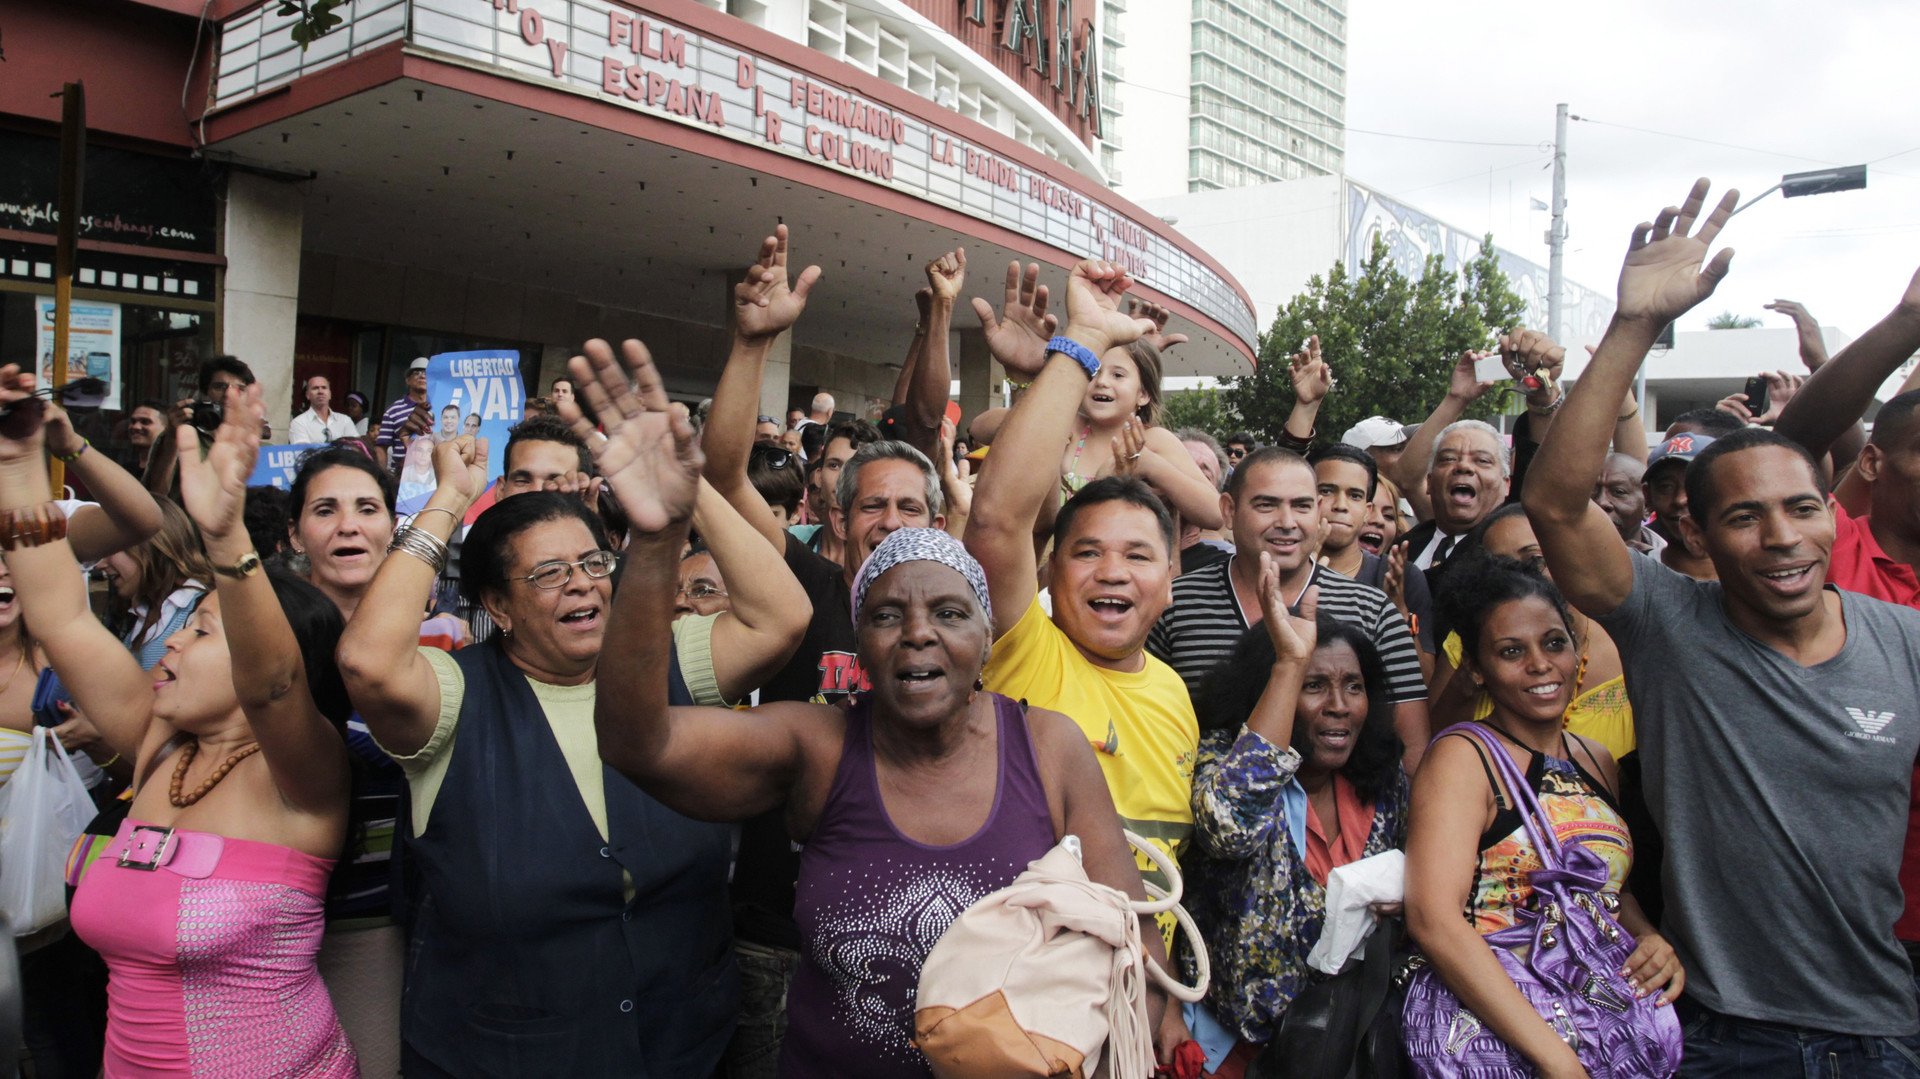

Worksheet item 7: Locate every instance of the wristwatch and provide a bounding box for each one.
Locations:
[213,551,263,579]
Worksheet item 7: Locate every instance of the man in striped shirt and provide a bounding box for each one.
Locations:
[1147,446,1432,770]
[375,356,432,473]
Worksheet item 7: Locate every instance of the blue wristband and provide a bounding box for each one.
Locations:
[1046,336,1102,379]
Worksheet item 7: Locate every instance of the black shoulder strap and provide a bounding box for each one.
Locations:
[1563,734,1617,802]
[1446,730,1509,811]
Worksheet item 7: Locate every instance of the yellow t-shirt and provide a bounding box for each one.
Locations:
[983,599,1198,884]
[1441,631,1635,759]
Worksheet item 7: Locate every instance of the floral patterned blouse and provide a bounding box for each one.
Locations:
[1184,727,1410,1044]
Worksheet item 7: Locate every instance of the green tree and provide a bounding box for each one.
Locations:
[1225,234,1526,446]
[1706,311,1762,329]
[1160,387,1239,438]
[280,0,347,47]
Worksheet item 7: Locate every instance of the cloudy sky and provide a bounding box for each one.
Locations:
[1342,0,1920,342]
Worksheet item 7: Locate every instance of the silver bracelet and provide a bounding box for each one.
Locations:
[387,524,449,574]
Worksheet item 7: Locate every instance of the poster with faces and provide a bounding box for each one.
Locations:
[395,350,524,517]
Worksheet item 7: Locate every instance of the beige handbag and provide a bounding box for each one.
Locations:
[913,831,1210,1079]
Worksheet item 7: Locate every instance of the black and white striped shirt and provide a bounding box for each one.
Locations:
[1147,556,1427,708]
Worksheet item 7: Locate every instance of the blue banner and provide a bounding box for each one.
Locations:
[395,350,525,516]
[249,443,327,490]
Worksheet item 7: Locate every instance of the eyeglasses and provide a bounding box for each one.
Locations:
[1227,447,1248,459]
[676,582,728,601]
[516,550,619,589]
[757,415,777,425]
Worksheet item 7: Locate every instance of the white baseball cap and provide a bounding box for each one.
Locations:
[1341,416,1415,450]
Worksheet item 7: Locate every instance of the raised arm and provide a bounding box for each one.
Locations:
[570,337,823,821]
[891,289,931,406]
[1281,334,1330,448]
[899,248,965,458]
[1774,269,1920,461]
[1527,178,1739,617]
[0,371,154,760]
[1765,298,1830,372]
[1389,351,1497,523]
[176,386,347,815]
[965,260,1151,633]
[42,404,163,561]
[1193,572,1316,857]
[934,416,972,539]
[335,438,487,756]
[703,225,822,551]
[693,474,811,702]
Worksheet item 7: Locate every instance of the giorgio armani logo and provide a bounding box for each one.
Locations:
[1845,707,1898,744]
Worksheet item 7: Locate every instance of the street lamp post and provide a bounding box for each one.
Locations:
[1731,164,1869,217]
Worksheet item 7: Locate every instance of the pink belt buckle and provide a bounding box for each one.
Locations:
[115,825,222,878]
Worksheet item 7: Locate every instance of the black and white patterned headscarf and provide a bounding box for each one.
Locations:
[850,527,994,630]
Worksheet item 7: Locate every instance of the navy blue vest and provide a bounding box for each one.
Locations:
[400,639,737,1076]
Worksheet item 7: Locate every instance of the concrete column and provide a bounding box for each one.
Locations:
[219,171,304,438]
[537,344,573,398]
[956,328,994,431]
[760,333,794,423]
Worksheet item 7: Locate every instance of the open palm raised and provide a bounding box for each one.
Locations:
[176,383,267,542]
[563,338,701,534]
[1616,178,1739,326]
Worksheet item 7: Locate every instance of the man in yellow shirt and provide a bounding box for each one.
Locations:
[965,260,1197,884]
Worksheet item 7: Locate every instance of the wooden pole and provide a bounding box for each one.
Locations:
[50,83,86,492]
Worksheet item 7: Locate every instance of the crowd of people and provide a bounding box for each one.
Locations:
[7,175,1920,1079]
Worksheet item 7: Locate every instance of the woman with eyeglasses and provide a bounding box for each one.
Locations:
[336,431,793,1076]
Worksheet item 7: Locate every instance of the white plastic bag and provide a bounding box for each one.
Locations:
[0,726,97,935]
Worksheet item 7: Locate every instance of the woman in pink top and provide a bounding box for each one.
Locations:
[0,370,358,1077]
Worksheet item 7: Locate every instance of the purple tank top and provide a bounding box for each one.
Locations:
[779,692,1057,1078]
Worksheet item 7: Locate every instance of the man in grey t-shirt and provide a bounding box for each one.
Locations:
[1526,179,1920,1074]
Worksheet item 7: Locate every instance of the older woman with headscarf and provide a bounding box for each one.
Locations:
[567,337,1178,1078]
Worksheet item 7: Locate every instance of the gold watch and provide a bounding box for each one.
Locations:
[214,551,263,579]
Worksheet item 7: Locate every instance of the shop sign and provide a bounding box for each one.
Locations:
[0,132,218,255]
[34,297,123,410]
[408,0,1255,345]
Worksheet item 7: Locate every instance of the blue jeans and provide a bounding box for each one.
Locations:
[1678,999,1920,1078]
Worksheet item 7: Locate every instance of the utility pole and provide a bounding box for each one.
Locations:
[1546,102,1567,347]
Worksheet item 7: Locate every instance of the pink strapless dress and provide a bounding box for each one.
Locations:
[70,819,359,1077]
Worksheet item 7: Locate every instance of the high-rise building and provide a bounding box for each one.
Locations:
[1106,0,1348,198]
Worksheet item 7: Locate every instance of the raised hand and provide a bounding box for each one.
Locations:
[564,338,701,533]
[734,224,824,345]
[1764,299,1827,370]
[1258,552,1318,664]
[1499,328,1566,402]
[41,401,89,461]
[1108,417,1147,477]
[971,260,1058,380]
[429,435,490,505]
[1756,370,1802,424]
[1127,297,1189,352]
[0,365,47,462]
[176,382,267,543]
[1616,178,1738,326]
[925,247,966,304]
[1289,334,1333,404]
[1061,259,1155,357]
[1447,350,1498,404]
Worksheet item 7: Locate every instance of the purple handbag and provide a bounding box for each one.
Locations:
[1400,724,1681,1078]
